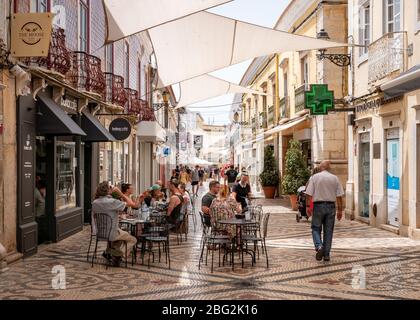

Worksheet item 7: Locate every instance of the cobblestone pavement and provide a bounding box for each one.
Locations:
[1,195,420,300]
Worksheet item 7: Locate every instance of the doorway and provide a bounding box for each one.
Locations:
[359,133,370,218]
[386,128,400,227]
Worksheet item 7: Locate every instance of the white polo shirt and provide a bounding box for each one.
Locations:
[305,170,345,202]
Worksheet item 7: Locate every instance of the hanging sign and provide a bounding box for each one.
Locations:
[109,118,131,141]
[194,135,203,149]
[11,13,53,57]
[304,84,335,115]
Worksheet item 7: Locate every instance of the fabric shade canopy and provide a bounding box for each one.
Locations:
[149,12,348,86]
[103,0,232,43]
[36,95,86,137]
[81,111,116,142]
[190,157,214,166]
[176,74,266,108]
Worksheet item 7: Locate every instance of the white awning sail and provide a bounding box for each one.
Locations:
[149,12,348,86]
[104,0,232,43]
[176,74,266,109]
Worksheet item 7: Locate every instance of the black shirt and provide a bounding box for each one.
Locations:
[232,183,251,209]
[225,169,238,183]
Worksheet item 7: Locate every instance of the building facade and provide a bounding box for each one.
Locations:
[0,0,178,266]
[346,0,420,239]
[236,0,349,194]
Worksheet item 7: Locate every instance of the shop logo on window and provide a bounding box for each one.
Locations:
[24,134,33,151]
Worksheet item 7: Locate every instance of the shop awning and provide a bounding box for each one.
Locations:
[81,111,116,142]
[381,65,420,99]
[149,12,347,86]
[36,95,86,136]
[103,0,232,43]
[264,116,310,136]
[176,74,266,108]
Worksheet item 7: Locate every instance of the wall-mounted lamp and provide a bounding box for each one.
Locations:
[316,29,351,67]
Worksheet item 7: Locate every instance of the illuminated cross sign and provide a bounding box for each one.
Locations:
[304,84,335,115]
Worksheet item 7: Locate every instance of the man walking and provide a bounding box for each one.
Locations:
[191,165,200,197]
[224,165,238,191]
[306,161,345,262]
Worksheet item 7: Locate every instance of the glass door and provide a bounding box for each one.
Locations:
[359,133,370,218]
[386,129,400,227]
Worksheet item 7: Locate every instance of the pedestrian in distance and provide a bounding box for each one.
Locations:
[305,161,345,262]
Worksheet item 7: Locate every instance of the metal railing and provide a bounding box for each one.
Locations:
[139,99,156,122]
[104,73,127,107]
[126,88,141,114]
[68,51,105,96]
[295,84,310,114]
[24,28,71,75]
[368,31,407,84]
[280,96,290,119]
[268,105,275,125]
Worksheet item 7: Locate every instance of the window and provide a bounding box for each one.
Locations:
[123,41,130,87]
[301,56,309,85]
[359,2,370,57]
[79,0,89,52]
[56,141,77,211]
[416,0,420,30]
[31,0,49,12]
[105,44,114,73]
[384,0,401,33]
[138,60,142,99]
[283,73,288,97]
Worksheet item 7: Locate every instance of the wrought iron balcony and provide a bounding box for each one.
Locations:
[104,73,127,107]
[68,51,105,96]
[139,99,156,122]
[280,96,290,119]
[295,84,310,114]
[259,112,267,129]
[368,32,407,84]
[126,88,141,114]
[23,28,71,76]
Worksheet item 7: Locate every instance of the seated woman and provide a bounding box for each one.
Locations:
[144,185,165,208]
[166,179,185,226]
[179,183,192,223]
[210,185,242,240]
[121,183,145,216]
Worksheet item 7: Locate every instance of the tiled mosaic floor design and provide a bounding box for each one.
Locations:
[1,196,420,300]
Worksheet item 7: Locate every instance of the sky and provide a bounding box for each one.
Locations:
[178,0,291,125]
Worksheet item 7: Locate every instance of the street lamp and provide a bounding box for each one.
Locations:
[152,90,170,111]
[316,29,351,67]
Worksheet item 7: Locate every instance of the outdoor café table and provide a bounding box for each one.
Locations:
[218,218,258,269]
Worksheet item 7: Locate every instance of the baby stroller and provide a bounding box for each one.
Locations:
[296,186,309,222]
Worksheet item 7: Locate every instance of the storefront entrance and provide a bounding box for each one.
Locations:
[386,128,401,227]
[359,133,370,218]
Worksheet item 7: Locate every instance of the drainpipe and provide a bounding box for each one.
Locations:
[0,79,7,272]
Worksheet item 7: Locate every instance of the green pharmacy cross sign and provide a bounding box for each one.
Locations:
[304,84,335,115]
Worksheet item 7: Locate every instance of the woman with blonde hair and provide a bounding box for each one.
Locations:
[210,185,242,239]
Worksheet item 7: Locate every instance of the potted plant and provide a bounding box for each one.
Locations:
[259,146,280,199]
[282,140,311,210]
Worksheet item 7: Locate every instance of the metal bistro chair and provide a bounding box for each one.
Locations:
[242,211,270,268]
[143,221,171,269]
[91,212,128,269]
[187,191,197,233]
[198,211,232,273]
[86,209,95,262]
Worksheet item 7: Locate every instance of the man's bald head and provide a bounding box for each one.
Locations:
[320,160,331,171]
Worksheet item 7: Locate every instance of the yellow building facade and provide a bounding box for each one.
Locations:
[237,0,349,193]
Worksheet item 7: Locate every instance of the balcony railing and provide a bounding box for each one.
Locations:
[139,99,156,122]
[126,89,141,114]
[295,84,309,114]
[24,28,71,76]
[68,52,105,96]
[259,112,267,129]
[104,73,127,107]
[280,96,290,119]
[368,32,407,84]
[251,118,257,134]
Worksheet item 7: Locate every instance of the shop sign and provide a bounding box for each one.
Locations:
[11,13,53,57]
[109,118,131,141]
[355,96,403,113]
[60,97,78,114]
[194,135,203,149]
[304,84,335,115]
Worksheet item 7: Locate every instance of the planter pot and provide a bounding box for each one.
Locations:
[262,186,276,199]
[289,194,298,211]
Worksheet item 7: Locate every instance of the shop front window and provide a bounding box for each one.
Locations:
[56,141,77,211]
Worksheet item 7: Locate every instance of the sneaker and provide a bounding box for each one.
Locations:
[316,247,324,261]
[323,256,331,262]
[102,251,112,261]
[112,256,122,267]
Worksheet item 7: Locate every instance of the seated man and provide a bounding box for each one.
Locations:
[201,181,221,226]
[92,182,138,267]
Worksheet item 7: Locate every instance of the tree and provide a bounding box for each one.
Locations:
[259,146,280,187]
[282,140,311,195]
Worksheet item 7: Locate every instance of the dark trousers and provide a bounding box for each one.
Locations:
[311,202,336,256]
